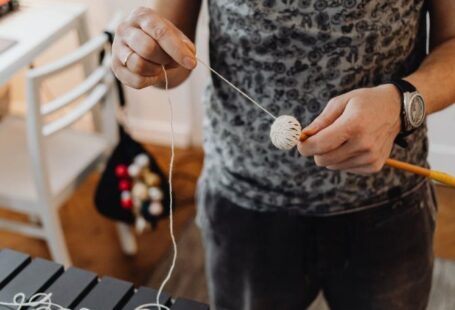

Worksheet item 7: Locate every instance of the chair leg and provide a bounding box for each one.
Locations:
[41,206,71,266]
[116,223,138,255]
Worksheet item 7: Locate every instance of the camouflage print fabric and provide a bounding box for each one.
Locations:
[198,0,429,215]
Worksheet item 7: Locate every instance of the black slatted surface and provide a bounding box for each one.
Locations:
[75,276,134,310]
[171,298,210,310]
[0,249,30,289]
[0,257,63,302]
[0,249,209,309]
[45,267,98,308]
[122,287,171,310]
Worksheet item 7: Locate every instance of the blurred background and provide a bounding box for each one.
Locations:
[0,0,454,308]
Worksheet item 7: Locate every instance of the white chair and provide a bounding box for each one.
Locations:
[0,19,137,265]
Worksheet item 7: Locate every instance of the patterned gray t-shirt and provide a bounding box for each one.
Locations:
[199,0,429,215]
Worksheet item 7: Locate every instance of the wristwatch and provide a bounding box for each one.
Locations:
[390,79,426,146]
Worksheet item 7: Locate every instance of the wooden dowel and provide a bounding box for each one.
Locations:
[299,132,455,187]
[384,159,430,177]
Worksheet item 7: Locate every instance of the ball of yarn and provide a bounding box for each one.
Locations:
[134,153,149,168]
[149,202,164,216]
[132,182,148,201]
[270,115,302,150]
[148,187,163,201]
[128,164,141,178]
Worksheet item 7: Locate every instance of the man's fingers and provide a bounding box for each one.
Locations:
[113,40,161,76]
[345,163,384,175]
[112,57,162,89]
[113,37,133,66]
[174,26,196,54]
[135,14,196,70]
[325,151,378,171]
[304,95,349,133]
[312,139,360,167]
[121,26,173,65]
[126,52,163,77]
[298,113,352,156]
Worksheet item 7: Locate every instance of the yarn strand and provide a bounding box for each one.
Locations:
[196,57,277,120]
[154,65,178,309]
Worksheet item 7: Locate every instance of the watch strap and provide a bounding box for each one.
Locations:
[389,79,418,148]
[390,79,416,94]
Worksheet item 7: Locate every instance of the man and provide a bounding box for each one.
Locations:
[112,1,455,309]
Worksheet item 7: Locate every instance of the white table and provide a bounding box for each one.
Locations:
[0,0,89,85]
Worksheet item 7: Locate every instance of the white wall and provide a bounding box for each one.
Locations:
[428,106,455,176]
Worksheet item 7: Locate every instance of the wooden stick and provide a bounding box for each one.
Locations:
[299,132,455,187]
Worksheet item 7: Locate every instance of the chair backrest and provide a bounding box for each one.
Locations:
[26,34,113,137]
[24,31,118,207]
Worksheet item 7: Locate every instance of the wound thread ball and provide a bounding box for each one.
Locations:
[128,164,141,178]
[132,182,148,201]
[121,191,131,200]
[143,171,160,187]
[115,164,128,178]
[270,115,302,150]
[149,202,164,216]
[118,179,131,191]
[134,153,149,168]
[148,187,163,201]
[121,198,133,209]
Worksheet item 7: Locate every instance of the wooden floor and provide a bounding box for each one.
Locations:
[434,186,455,259]
[0,144,454,303]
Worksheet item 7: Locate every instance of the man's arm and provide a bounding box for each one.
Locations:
[111,0,202,89]
[406,0,455,114]
[298,0,455,174]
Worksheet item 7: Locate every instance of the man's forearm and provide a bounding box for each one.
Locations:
[403,0,455,115]
[405,40,455,115]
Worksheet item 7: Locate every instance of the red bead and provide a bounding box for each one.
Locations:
[121,198,133,209]
[115,165,128,178]
[118,179,131,191]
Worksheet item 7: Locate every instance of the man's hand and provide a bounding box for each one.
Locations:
[297,84,402,175]
[112,7,197,89]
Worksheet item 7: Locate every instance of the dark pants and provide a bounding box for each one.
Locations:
[196,182,437,310]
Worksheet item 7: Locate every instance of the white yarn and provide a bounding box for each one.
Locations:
[0,292,170,310]
[270,115,302,150]
[196,57,277,120]
[152,65,178,310]
[0,292,90,310]
[197,57,304,151]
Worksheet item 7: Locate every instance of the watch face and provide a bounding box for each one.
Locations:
[407,93,426,128]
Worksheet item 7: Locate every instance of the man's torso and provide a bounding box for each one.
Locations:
[200,0,428,214]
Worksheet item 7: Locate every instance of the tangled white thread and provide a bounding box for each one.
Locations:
[0,292,170,310]
[0,292,89,310]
